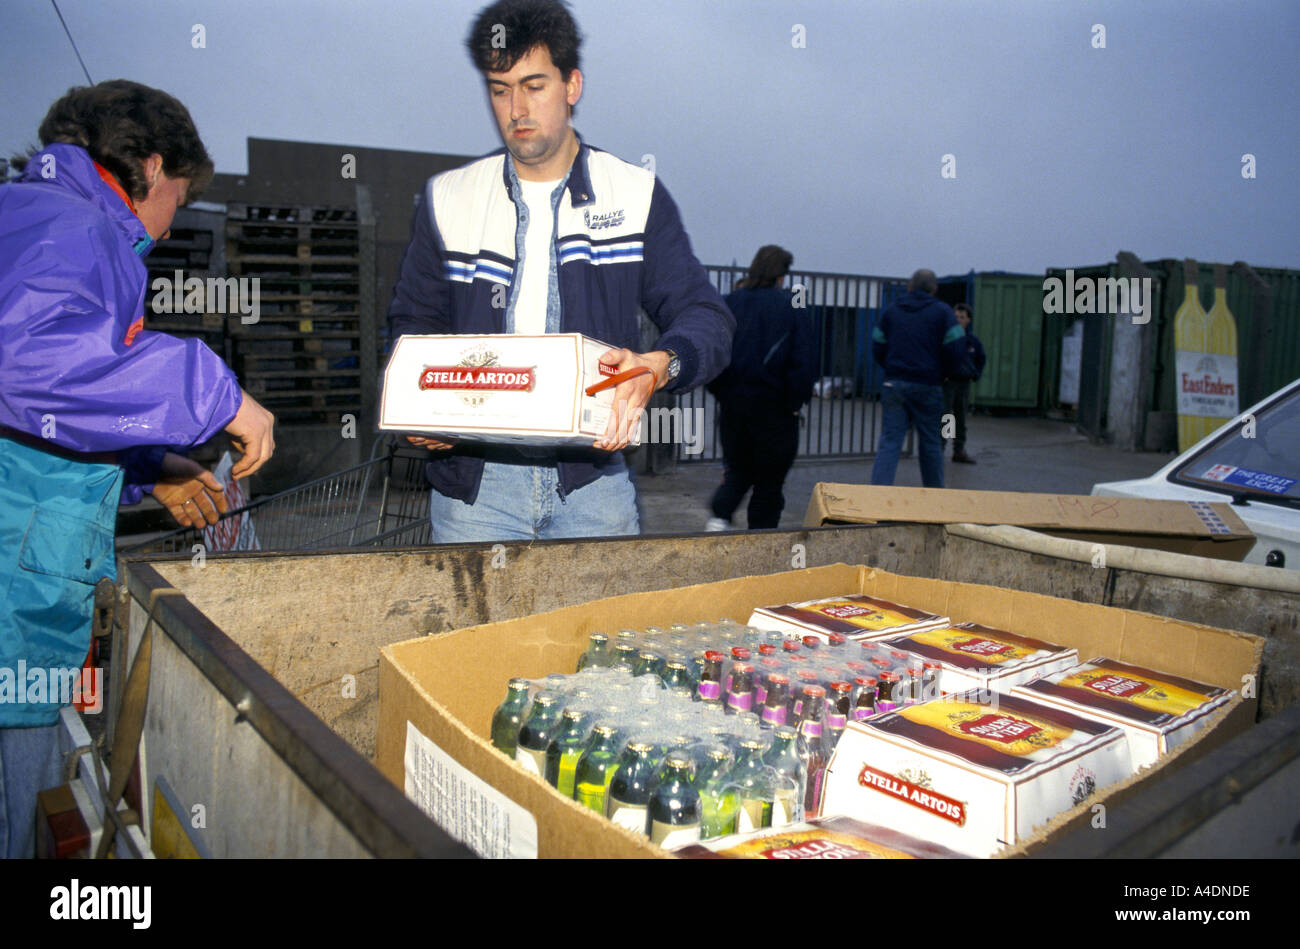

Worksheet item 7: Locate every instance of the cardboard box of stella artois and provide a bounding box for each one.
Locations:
[882,622,1078,696]
[672,815,968,859]
[820,692,1132,857]
[1010,658,1235,770]
[746,593,948,642]
[379,333,641,447]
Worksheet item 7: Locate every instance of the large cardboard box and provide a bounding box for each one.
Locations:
[880,622,1079,695]
[379,332,640,447]
[746,593,948,641]
[1010,658,1236,769]
[376,564,1261,859]
[822,692,1135,857]
[803,485,1255,561]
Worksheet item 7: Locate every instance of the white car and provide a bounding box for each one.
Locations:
[1092,378,1300,569]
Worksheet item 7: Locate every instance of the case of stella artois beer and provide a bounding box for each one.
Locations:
[746,594,948,643]
[820,691,1132,857]
[379,333,642,447]
[672,815,968,859]
[1010,658,1235,770]
[881,622,1078,696]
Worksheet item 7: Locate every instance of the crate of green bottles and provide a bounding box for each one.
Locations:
[494,621,835,850]
[376,563,1260,859]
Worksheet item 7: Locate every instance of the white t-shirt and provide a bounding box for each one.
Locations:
[513,178,560,335]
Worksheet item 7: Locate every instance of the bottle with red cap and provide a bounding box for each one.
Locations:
[791,669,821,719]
[759,673,790,729]
[843,659,869,677]
[826,681,853,748]
[725,662,755,716]
[826,632,848,650]
[820,664,848,692]
[851,676,878,721]
[801,635,822,652]
[877,671,902,713]
[795,684,830,816]
[698,650,725,705]
[724,645,752,695]
[782,639,802,656]
[921,661,942,701]
[754,656,784,706]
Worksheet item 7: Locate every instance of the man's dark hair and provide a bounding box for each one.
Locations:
[30,80,213,202]
[466,0,582,78]
[954,302,972,318]
[908,269,938,295]
[737,245,793,290]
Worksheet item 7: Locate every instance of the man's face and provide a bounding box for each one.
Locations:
[956,309,971,328]
[135,172,190,241]
[486,44,582,180]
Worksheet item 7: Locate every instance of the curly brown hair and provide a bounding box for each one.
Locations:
[33,79,213,202]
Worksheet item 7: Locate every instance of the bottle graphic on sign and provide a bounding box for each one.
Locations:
[1203,263,1239,424]
[1174,260,1238,452]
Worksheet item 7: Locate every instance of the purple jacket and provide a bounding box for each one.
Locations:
[0,144,243,501]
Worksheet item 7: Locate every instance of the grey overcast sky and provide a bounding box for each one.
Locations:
[4,0,1297,277]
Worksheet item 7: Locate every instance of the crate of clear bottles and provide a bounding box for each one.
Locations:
[376,563,1261,859]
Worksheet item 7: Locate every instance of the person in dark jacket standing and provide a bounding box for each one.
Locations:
[870,269,965,488]
[705,246,816,530]
[943,302,986,464]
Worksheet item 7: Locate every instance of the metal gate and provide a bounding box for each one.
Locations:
[674,267,907,461]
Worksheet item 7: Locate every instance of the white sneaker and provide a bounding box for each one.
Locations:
[705,517,731,532]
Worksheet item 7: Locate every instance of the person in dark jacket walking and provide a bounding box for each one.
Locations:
[869,269,966,488]
[706,246,816,529]
[943,303,986,463]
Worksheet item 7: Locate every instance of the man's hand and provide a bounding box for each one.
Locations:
[225,389,276,478]
[593,348,671,451]
[406,435,457,451]
[150,453,228,528]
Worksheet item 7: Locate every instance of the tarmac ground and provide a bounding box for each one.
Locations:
[634,412,1174,535]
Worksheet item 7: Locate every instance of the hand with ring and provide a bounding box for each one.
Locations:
[150,452,228,528]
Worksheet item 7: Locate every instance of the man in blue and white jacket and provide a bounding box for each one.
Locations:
[388,0,734,542]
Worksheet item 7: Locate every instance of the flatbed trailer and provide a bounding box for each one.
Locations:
[108,523,1299,857]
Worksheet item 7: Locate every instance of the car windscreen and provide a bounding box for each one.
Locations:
[1170,385,1300,507]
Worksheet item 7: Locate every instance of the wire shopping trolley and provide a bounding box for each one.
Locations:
[121,435,433,555]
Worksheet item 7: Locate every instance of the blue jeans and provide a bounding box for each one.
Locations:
[0,721,64,858]
[871,379,945,488]
[429,457,640,543]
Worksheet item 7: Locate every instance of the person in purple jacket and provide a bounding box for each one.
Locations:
[0,80,275,857]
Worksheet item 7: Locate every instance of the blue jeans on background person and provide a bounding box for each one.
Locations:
[870,379,946,488]
[0,721,64,858]
[428,456,640,543]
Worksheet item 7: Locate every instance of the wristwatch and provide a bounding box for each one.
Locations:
[663,349,681,386]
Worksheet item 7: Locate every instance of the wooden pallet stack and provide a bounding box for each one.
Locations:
[224,202,377,429]
[143,221,228,361]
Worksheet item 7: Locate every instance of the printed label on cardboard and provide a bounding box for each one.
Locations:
[404,721,538,859]
[1057,665,1216,717]
[418,365,536,392]
[957,713,1044,744]
[856,762,966,826]
[953,638,1016,658]
[1085,674,1151,699]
